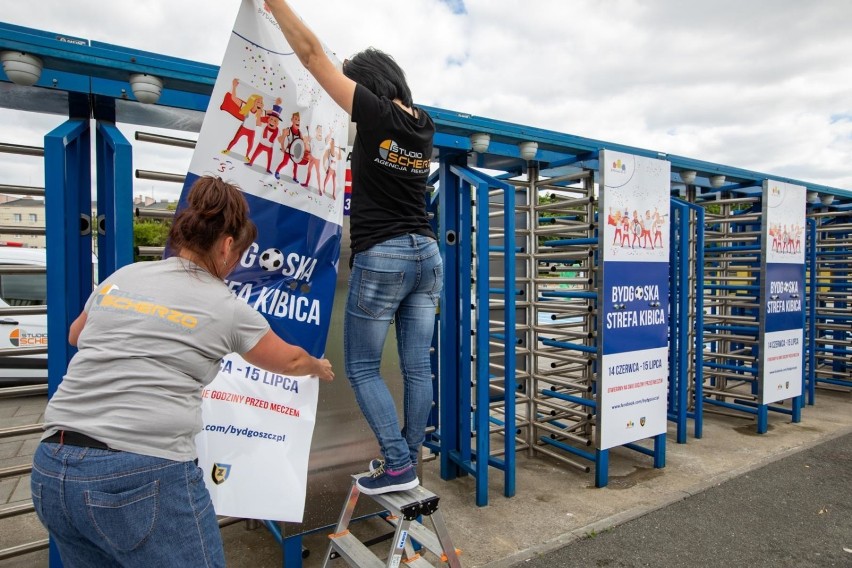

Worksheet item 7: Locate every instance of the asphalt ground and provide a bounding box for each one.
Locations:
[517,431,852,568]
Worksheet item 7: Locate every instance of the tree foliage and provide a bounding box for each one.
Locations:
[133,219,170,261]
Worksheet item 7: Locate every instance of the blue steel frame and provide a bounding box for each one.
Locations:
[95,122,135,274]
[437,154,465,482]
[805,218,817,405]
[667,198,706,441]
[435,161,517,507]
[668,200,690,443]
[44,118,93,568]
[424,170,442,455]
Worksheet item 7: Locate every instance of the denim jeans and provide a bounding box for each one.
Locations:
[31,443,224,568]
[344,234,443,471]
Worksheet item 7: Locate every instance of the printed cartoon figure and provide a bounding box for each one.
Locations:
[652,207,666,249]
[302,124,327,189]
[322,136,343,198]
[631,210,642,248]
[275,112,308,182]
[221,79,265,160]
[246,98,283,174]
[620,210,631,247]
[641,210,653,249]
[608,208,623,245]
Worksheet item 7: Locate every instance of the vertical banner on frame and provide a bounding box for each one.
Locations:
[597,150,670,450]
[174,0,347,522]
[759,181,805,405]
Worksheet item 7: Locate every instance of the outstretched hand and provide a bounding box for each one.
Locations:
[314,358,334,382]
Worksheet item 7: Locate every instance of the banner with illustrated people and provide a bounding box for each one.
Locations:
[173,0,348,522]
[597,150,670,450]
[759,180,805,405]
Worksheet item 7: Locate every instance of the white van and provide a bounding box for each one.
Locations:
[0,247,48,385]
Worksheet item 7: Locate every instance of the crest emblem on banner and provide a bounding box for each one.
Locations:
[640,416,646,427]
[211,463,232,485]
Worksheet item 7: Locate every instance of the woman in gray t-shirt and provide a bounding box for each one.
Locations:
[32,176,333,568]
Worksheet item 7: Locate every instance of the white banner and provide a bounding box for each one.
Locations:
[180,0,347,522]
[598,150,670,450]
[760,180,805,405]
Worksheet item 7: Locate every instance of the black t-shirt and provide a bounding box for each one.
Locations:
[349,84,437,254]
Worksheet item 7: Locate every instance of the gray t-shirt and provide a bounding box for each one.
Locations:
[43,257,270,461]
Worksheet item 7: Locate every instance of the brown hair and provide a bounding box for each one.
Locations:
[168,176,257,277]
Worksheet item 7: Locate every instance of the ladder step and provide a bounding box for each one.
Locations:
[328,532,385,568]
[401,554,434,567]
[384,518,443,558]
[352,474,441,520]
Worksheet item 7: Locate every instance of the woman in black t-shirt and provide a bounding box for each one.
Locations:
[268,1,443,496]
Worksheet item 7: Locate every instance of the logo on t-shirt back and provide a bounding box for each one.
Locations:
[376,139,430,174]
[93,284,199,330]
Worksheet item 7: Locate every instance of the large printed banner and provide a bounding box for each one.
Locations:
[175,0,347,522]
[759,180,805,405]
[597,150,670,450]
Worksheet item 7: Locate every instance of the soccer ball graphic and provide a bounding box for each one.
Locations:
[259,248,284,271]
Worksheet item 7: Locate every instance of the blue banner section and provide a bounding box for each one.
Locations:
[602,261,669,355]
[175,172,341,357]
[764,262,805,333]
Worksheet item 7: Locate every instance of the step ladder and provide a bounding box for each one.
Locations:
[322,474,462,568]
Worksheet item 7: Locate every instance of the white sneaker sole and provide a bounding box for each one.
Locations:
[357,476,420,496]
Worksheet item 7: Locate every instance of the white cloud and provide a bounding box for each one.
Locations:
[2,0,852,195]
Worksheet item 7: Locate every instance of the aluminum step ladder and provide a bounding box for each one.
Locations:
[322,474,462,568]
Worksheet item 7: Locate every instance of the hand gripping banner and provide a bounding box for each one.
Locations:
[174,0,346,522]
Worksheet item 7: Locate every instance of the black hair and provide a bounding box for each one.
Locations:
[343,48,413,107]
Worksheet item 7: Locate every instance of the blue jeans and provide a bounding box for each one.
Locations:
[31,443,224,568]
[344,234,443,471]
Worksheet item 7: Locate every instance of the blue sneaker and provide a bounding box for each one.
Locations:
[357,465,419,495]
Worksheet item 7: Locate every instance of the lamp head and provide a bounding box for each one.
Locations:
[709,174,726,188]
[1,51,43,87]
[470,133,490,153]
[678,170,697,184]
[519,141,538,161]
[129,73,163,104]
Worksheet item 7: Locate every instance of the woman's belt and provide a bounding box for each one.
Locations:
[43,430,110,450]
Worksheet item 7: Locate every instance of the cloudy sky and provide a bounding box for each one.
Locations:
[2,0,852,200]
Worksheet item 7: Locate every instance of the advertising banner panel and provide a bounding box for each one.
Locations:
[598,150,670,450]
[759,181,806,405]
[174,0,347,522]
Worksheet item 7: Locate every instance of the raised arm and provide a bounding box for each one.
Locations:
[243,329,334,381]
[265,0,356,115]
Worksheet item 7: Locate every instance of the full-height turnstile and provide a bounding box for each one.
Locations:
[694,182,806,433]
[436,156,521,506]
[807,209,851,393]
